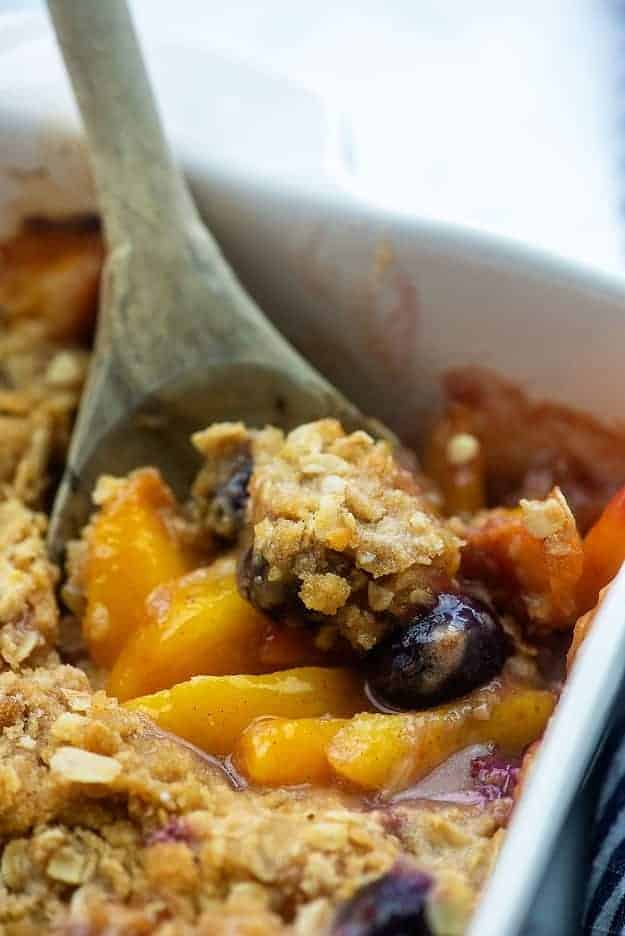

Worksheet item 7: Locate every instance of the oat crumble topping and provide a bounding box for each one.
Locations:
[226,419,461,651]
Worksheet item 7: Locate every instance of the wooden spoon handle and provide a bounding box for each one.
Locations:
[47,0,196,248]
[46,0,306,403]
[47,0,390,453]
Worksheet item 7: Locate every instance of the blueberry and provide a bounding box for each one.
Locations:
[238,544,350,623]
[366,593,509,710]
[210,455,252,539]
[237,543,298,614]
[332,863,433,936]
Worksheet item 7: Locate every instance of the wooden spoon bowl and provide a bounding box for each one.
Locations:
[46,0,392,556]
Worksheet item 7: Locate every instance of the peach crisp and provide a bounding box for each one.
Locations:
[2,222,625,936]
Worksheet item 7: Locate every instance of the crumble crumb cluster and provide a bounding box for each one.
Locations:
[0,497,59,671]
[0,221,99,508]
[0,320,89,507]
[196,419,461,651]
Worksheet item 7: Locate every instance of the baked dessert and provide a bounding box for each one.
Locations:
[1,221,623,935]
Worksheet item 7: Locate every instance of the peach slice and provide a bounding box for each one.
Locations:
[461,489,583,633]
[0,222,103,340]
[577,484,625,614]
[257,622,331,670]
[125,667,368,757]
[109,557,272,700]
[83,469,194,666]
[236,717,348,786]
[327,683,556,793]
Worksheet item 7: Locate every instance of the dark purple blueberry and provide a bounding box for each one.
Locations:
[210,454,252,539]
[238,544,350,624]
[366,593,509,710]
[332,863,433,936]
[237,543,293,612]
[470,753,520,800]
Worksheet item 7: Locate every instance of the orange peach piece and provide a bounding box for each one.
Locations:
[125,667,368,756]
[109,558,272,701]
[461,490,583,633]
[0,222,104,340]
[577,485,625,614]
[236,717,348,786]
[83,469,194,667]
[327,683,556,793]
[423,411,485,515]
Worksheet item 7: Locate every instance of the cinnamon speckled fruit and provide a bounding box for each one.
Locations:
[108,557,271,701]
[233,682,555,791]
[126,667,368,756]
[236,716,348,786]
[82,469,195,667]
[327,682,555,793]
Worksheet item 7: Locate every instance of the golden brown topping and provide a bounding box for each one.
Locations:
[49,746,122,784]
[0,497,59,671]
[447,433,480,467]
[235,419,461,650]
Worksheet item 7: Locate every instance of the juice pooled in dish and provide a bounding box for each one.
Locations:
[2,222,625,936]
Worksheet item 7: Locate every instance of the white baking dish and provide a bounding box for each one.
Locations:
[2,14,625,935]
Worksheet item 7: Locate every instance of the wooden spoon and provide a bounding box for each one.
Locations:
[45,0,393,558]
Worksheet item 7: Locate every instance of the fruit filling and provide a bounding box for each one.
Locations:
[62,413,608,806]
[53,385,625,933]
